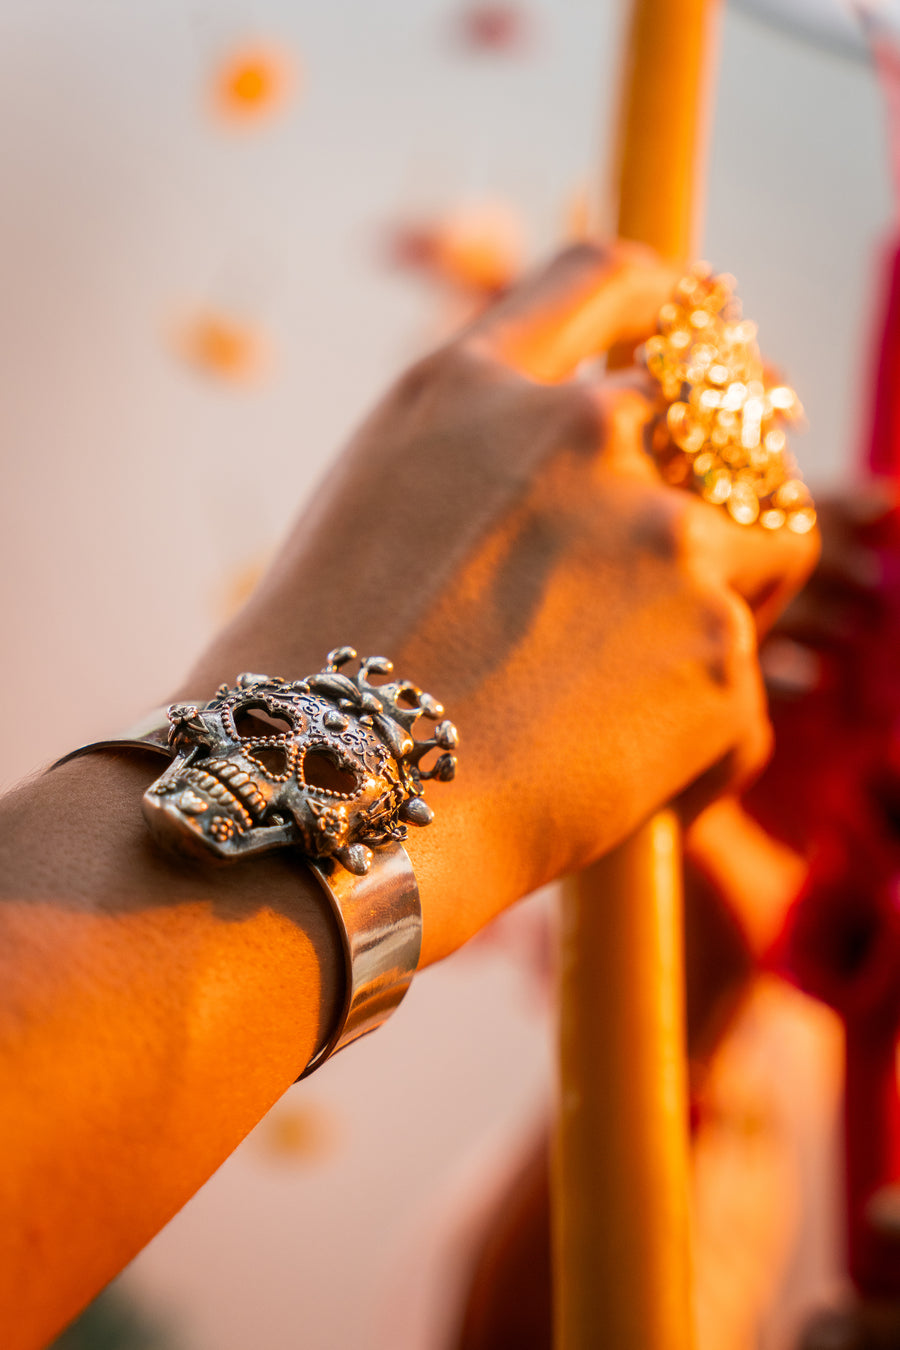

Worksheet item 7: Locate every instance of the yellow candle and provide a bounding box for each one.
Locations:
[555,813,691,1347]
[552,4,720,1348]
[612,0,719,262]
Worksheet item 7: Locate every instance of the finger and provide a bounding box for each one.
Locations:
[683,796,807,956]
[675,597,774,822]
[584,363,820,635]
[694,502,821,636]
[590,369,661,476]
[465,240,680,383]
[596,380,820,634]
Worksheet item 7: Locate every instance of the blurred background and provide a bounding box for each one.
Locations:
[0,1,895,1347]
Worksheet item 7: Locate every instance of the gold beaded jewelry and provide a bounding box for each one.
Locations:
[643,264,816,534]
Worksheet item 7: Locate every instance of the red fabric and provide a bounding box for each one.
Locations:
[869,243,900,479]
[756,237,900,1293]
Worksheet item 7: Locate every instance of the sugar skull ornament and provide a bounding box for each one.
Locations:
[142,648,458,875]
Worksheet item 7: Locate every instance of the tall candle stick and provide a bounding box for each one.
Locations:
[612,0,718,260]
[552,4,721,1348]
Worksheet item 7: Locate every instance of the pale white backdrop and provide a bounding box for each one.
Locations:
[0,3,893,1347]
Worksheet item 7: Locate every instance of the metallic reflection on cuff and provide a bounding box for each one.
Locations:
[51,717,422,1079]
[303,843,421,1078]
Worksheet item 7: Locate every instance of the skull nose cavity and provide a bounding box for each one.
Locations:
[301,747,359,797]
[247,744,291,777]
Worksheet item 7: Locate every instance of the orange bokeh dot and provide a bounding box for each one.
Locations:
[175,311,268,384]
[435,215,521,295]
[213,44,296,122]
[389,203,524,298]
[564,183,591,242]
[219,556,267,621]
[259,1103,341,1164]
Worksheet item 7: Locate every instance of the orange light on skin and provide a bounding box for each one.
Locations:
[212,44,296,123]
[174,311,269,384]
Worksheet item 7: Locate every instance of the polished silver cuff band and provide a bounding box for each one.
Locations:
[50,651,458,1078]
[54,724,421,1078]
[304,844,420,1075]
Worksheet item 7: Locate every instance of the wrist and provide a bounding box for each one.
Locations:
[167,653,565,966]
[72,662,437,1061]
[0,751,344,1338]
[29,751,344,1075]
[166,657,477,963]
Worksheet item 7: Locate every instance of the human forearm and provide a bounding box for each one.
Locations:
[0,241,818,1347]
[0,704,515,1348]
[0,752,339,1348]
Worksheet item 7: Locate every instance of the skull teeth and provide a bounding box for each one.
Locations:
[188,760,268,824]
[179,790,208,816]
[206,760,267,816]
[186,768,254,831]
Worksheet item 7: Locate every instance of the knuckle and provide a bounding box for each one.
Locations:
[392,338,501,407]
[787,520,822,584]
[554,384,606,451]
[391,348,447,406]
[721,591,757,661]
[699,587,758,688]
[548,239,616,276]
[547,237,655,276]
[594,381,637,428]
[671,497,713,567]
[735,708,774,791]
[661,496,730,577]
[640,494,693,565]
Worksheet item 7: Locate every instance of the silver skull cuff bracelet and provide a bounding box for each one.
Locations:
[52,648,458,1077]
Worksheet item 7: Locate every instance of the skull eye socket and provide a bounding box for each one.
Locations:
[234,703,293,740]
[250,745,291,777]
[302,748,359,796]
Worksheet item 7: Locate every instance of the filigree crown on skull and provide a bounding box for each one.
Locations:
[142,647,458,875]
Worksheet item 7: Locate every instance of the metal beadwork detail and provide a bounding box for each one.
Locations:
[142,648,458,875]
